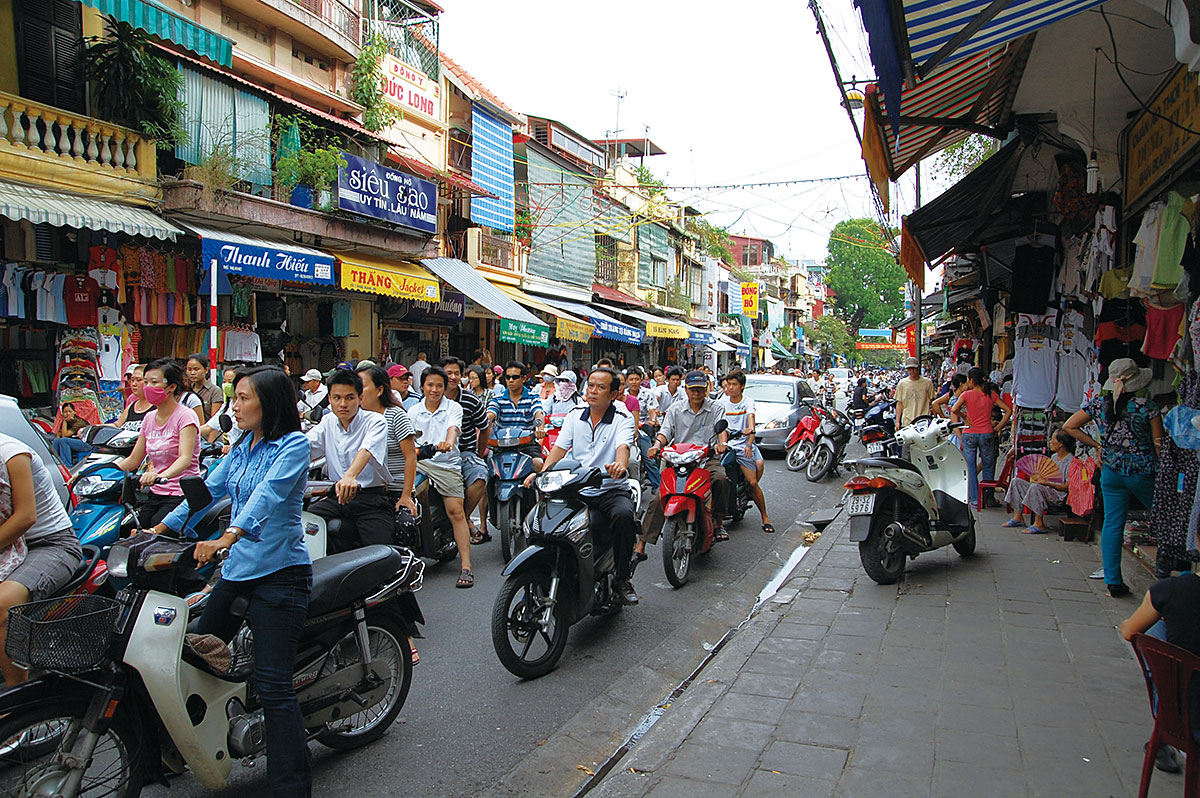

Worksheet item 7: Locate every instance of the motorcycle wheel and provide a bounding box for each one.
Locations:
[498,501,525,564]
[732,490,749,524]
[952,521,977,557]
[786,440,814,472]
[662,519,691,588]
[860,517,907,585]
[806,445,835,482]
[492,568,569,679]
[315,612,413,749]
[0,699,144,798]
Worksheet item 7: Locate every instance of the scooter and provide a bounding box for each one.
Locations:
[489,424,538,563]
[785,399,823,472]
[540,413,568,458]
[656,420,729,588]
[806,405,853,482]
[0,476,425,797]
[844,415,976,585]
[860,399,899,458]
[491,463,634,679]
[722,430,752,523]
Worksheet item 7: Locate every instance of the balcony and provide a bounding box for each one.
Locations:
[0,91,159,204]
[222,0,361,59]
[447,227,521,283]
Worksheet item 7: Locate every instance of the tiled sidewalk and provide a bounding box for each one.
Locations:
[591,508,1173,798]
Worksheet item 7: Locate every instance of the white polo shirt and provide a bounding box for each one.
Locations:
[406,395,463,468]
[554,402,635,495]
[306,409,390,487]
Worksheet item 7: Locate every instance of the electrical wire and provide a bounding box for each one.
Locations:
[1100,7,1200,136]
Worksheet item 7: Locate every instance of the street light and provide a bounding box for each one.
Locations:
[842,88,865,111]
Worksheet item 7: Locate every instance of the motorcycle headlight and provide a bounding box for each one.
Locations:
[107,543,131,578]
[536,470,572,493]
[663,449,704,467]
[75,475,118,498]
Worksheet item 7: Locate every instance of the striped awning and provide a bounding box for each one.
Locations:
[79,0,233,67]
[864,39,1030,182]
[0,181,182,240]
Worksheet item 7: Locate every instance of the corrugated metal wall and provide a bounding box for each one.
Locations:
[526,147,595,288]
[638,221,668,286]
[469,103,515,231]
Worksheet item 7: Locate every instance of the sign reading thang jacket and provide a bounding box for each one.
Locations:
[338,152,438,234]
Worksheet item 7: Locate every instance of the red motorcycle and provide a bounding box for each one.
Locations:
[657,420,730,588]
[785,399,824,472]
[541,413,568,457]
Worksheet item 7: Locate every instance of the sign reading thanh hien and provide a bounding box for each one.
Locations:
[1126,65,1200,211]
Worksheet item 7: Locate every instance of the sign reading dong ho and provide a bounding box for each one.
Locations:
[381,54,441,126]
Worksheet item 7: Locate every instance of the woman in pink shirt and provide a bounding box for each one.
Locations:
[951,367,1012,506]
[115,358,201,525]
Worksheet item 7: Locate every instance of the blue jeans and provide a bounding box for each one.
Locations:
[962,432,997,505]
[52,436,90,467]
[639,430,660,490]
[1099,468,1156,587]
[197,565,313,798]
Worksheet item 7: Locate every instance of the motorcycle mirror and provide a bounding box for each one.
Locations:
[84,425,99,445]
[308,406,324,423]
[714,419,729,434]
[585,469,605,488]
[219,413,234,433]
[180,475,213,516]
[121,475,138,506]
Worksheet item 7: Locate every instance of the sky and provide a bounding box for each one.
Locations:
[437,0,925,265]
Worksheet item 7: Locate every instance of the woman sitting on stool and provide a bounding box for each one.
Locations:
[1003,431,1075,534]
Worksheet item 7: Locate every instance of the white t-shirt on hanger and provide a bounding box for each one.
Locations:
[1013,313,1059,410]
[1055,309,1090,412]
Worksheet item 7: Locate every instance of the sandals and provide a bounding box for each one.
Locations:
[1023,526,1047,535]
[470,524,491,545]
[1002,519,1025,528]
[762,523,776,534]
[456,568,474,589]
[714,528,730,543]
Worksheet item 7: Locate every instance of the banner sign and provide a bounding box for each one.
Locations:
[741,282,759,316]
[380,54,441,126]
[645,320,688,339]
[338,152,438,234]
[591,314,642,344]
[556,317,593,343]
[687,329,716,345]
[1126,65,1200,210]
[341,261,439,301]
[856,342,909,350]
[858,328,892,338]
[383,290,466,325]
[500,318,550,346]
[201,237,334,286]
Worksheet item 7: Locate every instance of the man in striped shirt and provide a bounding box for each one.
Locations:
[441,356,490,544]
[486,360,546,472]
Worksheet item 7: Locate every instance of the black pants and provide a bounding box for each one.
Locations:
[197,565,313,798]
[139,493,184,527]
[587,489,638,581]
[309,488,394,553]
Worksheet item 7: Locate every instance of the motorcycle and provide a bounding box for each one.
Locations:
[540,413,568,458]
[491,463,636,678]
[0,475,425,797]
[656,420,729,588]
[860,399,899,458]
[844,415,975,585]
[488,425,538,563]
[806,405,853,483]
[785,399,823,472]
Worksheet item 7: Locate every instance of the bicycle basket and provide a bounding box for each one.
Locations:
[6,594,121,673]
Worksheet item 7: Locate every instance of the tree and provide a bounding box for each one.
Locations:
[824,218,906,330]
[932,134,999,181]
[633,165,666,198]
[802,316,854,361]
[686,217,734,264]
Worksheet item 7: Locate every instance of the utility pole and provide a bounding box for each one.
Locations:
[610,88,627,169]
[912,163,923,371]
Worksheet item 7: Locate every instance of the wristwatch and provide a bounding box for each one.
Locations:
[224,526,244,541]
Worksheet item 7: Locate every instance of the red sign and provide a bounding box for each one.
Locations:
[856,342,908,350]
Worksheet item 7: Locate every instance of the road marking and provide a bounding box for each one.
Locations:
[754,537,813,609]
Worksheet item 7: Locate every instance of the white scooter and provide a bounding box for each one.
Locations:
[843,415,976,584]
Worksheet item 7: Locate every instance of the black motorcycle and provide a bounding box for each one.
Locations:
[860,398,899,458]
[806,406,853,482]
[491,463,621,679]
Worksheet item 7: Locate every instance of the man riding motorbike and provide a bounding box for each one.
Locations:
[487,360,546,472]
[633,370,730,564]
[524,367,639,605]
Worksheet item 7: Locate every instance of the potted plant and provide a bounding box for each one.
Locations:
[276,147,346,211]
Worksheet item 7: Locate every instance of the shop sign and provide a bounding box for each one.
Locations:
[341,261,439,301]
[645,319,688,338]
[855,342,908,350]
[858,328,892,338]
[202,237,335,286]
[593,315,643,345]
[556,317,593,343]
[687,329,715,345]
[1126,65,1200,209]
[337,152,437,234]
[735,344,750,357]
[741,282,759,316]
[380,53,441,126]
[500,318,550,346]
[384,290,466,325]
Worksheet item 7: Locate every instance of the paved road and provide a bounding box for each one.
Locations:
[149,453,847,798]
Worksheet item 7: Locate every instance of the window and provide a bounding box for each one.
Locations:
[652,257,666,289]
[551,127,605,171]
[449,127,472,173]
[596,234,618,286]
[690,266,702,304]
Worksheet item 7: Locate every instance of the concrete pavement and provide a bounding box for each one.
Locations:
[589,505,1171,798]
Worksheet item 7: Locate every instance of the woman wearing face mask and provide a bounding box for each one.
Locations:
[111,364,153,432]
[114,358,202,525]
[201,367,240,444]
[543,372,584,415]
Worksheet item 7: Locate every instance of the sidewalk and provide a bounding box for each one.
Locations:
[590,506,1170,798]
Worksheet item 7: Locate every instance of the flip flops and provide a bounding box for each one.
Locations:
[456,568,474,588]
[1023,526,1047,535]
[1002,519,1025,528]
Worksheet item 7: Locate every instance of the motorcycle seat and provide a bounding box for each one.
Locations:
[308,545,404,617]
[857,456,921,475]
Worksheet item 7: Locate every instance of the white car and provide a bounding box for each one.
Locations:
[827,368,853,396]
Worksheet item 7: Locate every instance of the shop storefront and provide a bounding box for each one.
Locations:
[539,298,644,367]
[500,287,595,369]
[334,252,443,367]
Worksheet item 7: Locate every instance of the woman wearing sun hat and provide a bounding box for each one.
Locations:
[1063,358,1164,597]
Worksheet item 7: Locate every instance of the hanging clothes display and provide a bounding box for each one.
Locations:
[1009,241,1057,314]
[1055,307,1091,412]
[1012,313,1059,409]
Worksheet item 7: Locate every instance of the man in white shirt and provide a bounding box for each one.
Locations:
[526,367,639,605]
[648,366,684,426]
[296,369,328,416]
[407,365,474,588]
[409,351,430,387]
[306,369,393,553]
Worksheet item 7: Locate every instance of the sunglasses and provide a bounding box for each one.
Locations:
[505,374,525,380]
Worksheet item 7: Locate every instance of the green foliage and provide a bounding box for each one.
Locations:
[275,147,347,195]
[633,165,666,198]
[932,134,999,181]
[515,209,533,247]
[352,36,399,132]
[824,218,906,330]
[775,325,795,349]
[182,145,239,205]
[81,18,186,148]
[686,217,734,263]
[665,278,691,313]
[802,316,854,360]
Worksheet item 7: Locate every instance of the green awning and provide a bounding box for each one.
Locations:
[771,342,798,360]
[80,0,233,67]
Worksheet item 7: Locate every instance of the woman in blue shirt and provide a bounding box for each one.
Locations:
[154,366,313,797]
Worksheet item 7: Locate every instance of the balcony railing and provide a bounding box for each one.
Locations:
[293,0,361,46]
[0,91,156,183]
[448,228,518,273]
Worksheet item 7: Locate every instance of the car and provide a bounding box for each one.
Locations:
[743,375,816,451]
[827,367,853,396]
[0,394,70,506]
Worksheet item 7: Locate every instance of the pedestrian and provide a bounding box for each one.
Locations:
[185,353,222,420]
[951,367,1011,506]
[895,357,936,429]
[1063,358,1162,597]
[466,365,489,400]
[409,351,430,386]
[51,401,91,466]
[296,369,328,416]
[388,364,421,409]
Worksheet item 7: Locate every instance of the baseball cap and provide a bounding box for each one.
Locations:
[904,357,919,369]
[301,369,323,382]
[387,364,410,378]
[539,364,559,378]
[357,359,377,369]
[493,365,503,374]
[324,361,354,377]
[555,371,577,385]
[684,370,708,388]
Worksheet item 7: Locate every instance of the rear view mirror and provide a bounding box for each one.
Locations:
[180,475,212,511]
[308,407,323,423]
[585,469,605,488]
[714,419,729,434]
[84,425,99,445]
[219,414,233,433]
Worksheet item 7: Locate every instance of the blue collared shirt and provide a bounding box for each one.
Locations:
[488,387,545,428]
[162,430,312,582]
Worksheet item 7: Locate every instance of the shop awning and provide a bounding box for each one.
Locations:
[334,254,439,301]
[771,342,799,360]
[900,138,1025,288]
[592,282,648,308]
[79,0,233,67]
[499,287,594,343]
[541,298,644,345]
[707,340,736,353]
[421,258,549,346]
[596,304,716,344]
[187,224,337,288]
[0,181,183,240]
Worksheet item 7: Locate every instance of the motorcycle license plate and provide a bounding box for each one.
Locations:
[847,494,876,515]
[867,442,883,455]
